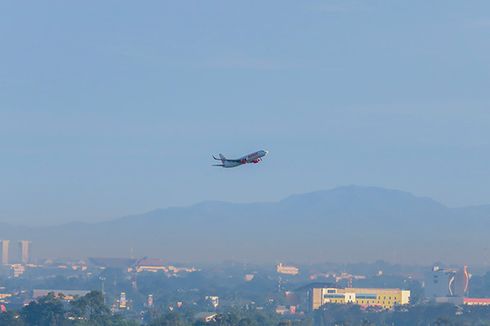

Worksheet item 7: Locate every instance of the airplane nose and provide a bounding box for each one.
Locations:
[264,150,269,155]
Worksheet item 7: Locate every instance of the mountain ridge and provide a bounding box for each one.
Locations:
[0,185,488,264]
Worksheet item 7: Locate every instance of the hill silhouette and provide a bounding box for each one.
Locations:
[1,186,488,264]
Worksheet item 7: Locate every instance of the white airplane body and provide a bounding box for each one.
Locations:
[213,150,269,168]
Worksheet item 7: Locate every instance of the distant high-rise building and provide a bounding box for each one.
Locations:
[1,240,9,265]
[19,240,30,264]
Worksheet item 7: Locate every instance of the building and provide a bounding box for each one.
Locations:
[119,292,127,310]
[310,287,410,310]
[205,296,219,308]
[275,305,289,315]
[244,274,255,282]
[425,265,450,297]
[450,266,470,297]
[276,263,299,276]
[1,240,9,265]
[134,258,197,274]
[147,294,154,308]
[275,305,297,315]
[0,293,13,303]
[425,265,470,298]
[11,264,25,277]
[135,258,167,273]
[194,312,218,323]
[167,265,197,273]
[19,240,30,264]
[464,298,490,306]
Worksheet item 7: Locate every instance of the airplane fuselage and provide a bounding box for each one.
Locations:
[214,150,268,168]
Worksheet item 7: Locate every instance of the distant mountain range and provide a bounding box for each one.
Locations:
[1,186,489,264]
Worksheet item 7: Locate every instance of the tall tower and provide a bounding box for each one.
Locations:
[19,240,30,264]
[1,240,9,265]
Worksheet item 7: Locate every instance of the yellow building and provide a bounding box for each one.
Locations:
[135,258,167,273]
[311,287,410,310]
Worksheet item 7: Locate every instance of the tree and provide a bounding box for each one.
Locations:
[69,290,112,325]
[21,293,66,326]
[0,311,25,326]
[148,312,190,326]
[237,318,253,326]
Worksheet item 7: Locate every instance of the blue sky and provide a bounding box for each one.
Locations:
[1,1,490,224]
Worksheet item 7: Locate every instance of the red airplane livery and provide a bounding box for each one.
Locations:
[213,150,269,168]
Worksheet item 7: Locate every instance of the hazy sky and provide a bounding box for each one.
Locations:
[1,1,490,225]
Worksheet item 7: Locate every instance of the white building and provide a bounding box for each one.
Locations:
[276,263,299,275]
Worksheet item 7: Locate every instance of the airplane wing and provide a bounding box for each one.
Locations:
[212,155,241,163]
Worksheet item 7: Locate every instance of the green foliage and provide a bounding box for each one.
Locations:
[148,312,189,326]
[0,311,25,326]
[145,309,309,326]
[11,291,490,326]
[0,291,141,326]
[20,293,66,326]
[69,290,112,325]
[312,303,490,326]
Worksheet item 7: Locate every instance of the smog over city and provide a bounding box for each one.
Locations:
[1,1,490,325]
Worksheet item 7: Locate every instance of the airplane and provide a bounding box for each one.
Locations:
[213,150,269,168]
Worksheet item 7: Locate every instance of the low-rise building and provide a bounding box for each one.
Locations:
[464,298,490,306]
[205,296,219,308]
[135,258,197,274]
[11,264,25,278]
[277,263,299,276]
[0,293,12,300]
[244,274,255,281]
[136,258,167,273]
[311,287,410,310]
[119,292,127,310]
[194,312,218,323]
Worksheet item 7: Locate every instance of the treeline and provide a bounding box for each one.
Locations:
[148,312,310,326]
[0,291,136,326]
[314,303,490,326]
[8,291,490,326]
[0,291,310,326]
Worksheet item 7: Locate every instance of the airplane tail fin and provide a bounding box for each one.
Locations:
[212,154,225,161]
